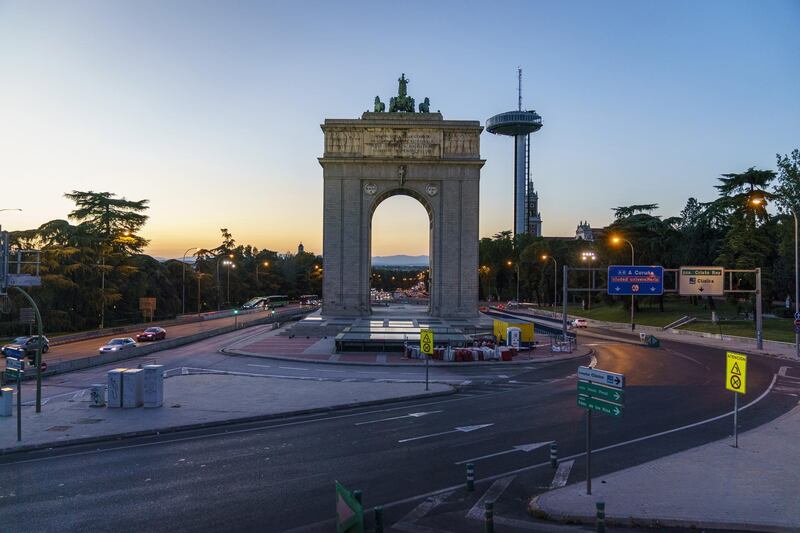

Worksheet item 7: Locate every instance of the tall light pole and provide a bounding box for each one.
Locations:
[256,261,269,283]
[223,260,235,304]
[752,195,798,358]
[215,253,234,310]
[541,255,557,316]
[181,247,197,315]
[507,260,519,302]
[581,251,596,311]
[612,236,635,330]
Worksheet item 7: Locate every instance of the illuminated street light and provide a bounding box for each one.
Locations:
[610,235,636,330]
[541,254,558,315]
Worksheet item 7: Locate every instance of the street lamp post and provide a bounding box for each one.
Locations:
[612,237,636,330]
[215,254,234,310]
[181,247,197,315]
[541,255,558,317]
[581,252,596,311]
[752,195,798,357]
[223,260,235,304]
[507,260,519,302]
[256,261,269,282]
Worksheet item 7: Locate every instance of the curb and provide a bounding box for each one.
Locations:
[220,346,594,368]
[528,496,793,532]
[0,385,456,457]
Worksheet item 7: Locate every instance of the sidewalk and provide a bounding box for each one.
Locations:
[530,402,800,531]
[0,371,452,454]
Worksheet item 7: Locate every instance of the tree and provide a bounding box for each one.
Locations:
[774,149,800,212]
[612,204,659,220]
[64,190,149,252]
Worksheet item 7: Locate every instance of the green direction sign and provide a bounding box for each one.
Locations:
[335,481,363,533]
[577,381,625,404]
[578,394,623,417]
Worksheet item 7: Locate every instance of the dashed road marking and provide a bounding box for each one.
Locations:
[550,459,574,489]
[392,490,454,532]
[465,476,514,520]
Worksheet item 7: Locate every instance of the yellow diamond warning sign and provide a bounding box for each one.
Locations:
[726,351,747,394]
[420,328,434,356]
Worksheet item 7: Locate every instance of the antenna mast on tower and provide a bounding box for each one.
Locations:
[517,67,522,111]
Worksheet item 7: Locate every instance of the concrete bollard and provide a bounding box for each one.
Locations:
[484,501,494,533]
[374,506,383,533]
[466,463,475,491]
[550,442,558,468]
[596,501,605,533]
[0,387,13,417]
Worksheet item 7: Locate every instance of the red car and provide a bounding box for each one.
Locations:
[136,327,166,342]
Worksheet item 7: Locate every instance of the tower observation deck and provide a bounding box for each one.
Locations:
[486,70,543,236]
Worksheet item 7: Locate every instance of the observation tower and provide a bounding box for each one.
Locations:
[486,69,543,236]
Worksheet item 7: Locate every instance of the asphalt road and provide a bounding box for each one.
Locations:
[1,328,797,532]
[1,305,307,369]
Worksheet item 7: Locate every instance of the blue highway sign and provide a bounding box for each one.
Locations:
[608,265,664,296]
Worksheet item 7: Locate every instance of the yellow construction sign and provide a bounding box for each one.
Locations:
[420,328,434,355]
[726,351,747,394]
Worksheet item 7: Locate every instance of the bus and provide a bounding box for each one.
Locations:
[263,295,289,308]
[299,294,320,305]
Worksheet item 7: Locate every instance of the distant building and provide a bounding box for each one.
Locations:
[541,221,608,243]
[574,221,607,242]
[297,242,305,254]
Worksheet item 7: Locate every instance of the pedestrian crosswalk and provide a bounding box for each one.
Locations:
[774,366,800,397]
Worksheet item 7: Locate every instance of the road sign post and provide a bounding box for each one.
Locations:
[420,328,433,391]
[577,366,625,495]
[726,351,747,448]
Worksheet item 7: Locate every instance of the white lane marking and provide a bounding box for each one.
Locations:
[465,476,514,520]
[398,423,493,443]
[278,366,309,371]
[392,491,454,533]
[460,380,472,385]
[355,411,443,426]
[247,364,272,369]
[359,372,779,514]
[355,370,389,374]
[0,371,574,465]
[497,374,509,379]
[455,441,553,465]
[550,459,574,489]
[779,366,789,377]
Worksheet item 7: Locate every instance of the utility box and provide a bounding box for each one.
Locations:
[90,384,107,407]
[0,387,13,417]
[142,365,164,408]
[107,368,126,408]
[506,327,521,350]
[493,319,534,343]
[122,369,143,408]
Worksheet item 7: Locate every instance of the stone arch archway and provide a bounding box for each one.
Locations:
[369,187,433,313]
[320,112,484,318]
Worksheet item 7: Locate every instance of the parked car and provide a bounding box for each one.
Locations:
[572,318,588,328]
[136,327,166,342]
[1,336,50,359]
[479,306,489,313]
[99,338,137,353]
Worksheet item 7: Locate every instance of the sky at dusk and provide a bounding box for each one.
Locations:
[1,0,798,258]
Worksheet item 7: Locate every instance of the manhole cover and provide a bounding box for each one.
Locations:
[46,425,71,432]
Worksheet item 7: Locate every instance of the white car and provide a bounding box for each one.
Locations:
[99,338,138,353]
[572,318,588,328]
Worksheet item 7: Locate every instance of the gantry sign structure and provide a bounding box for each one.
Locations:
[560,264,765,349]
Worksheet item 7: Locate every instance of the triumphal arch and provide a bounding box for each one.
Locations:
[320,74,484,318]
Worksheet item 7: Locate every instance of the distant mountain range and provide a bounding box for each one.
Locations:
[372,255,429,266]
